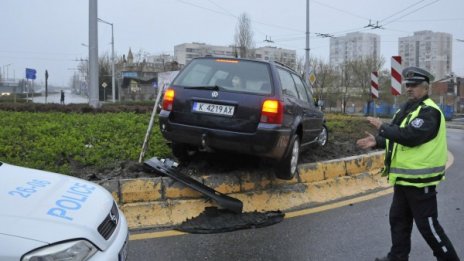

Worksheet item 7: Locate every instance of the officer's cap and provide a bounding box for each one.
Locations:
[402,66,434,85]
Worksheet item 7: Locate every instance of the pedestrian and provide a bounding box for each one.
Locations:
[60,90,65,105]
[356,67,460,261]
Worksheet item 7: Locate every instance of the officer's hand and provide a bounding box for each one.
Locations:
[356,131,376,150]
[367,116,383,129]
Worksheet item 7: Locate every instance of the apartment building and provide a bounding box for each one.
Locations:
[174,42,235,65]
[329,32,380,69]
[398,30,452,80]
[254,46,296,68]
[174,42,296,68]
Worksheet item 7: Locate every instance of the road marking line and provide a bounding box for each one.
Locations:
[130,230,186,241]
[285,188,393,218]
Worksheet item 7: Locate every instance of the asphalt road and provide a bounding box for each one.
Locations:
[127,128,464,261]
[31,90,88,104]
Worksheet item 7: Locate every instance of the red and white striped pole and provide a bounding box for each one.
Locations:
[391,56,402,96]
[371,71,379,99]
[371,71,379,116]
[391,56,402,110]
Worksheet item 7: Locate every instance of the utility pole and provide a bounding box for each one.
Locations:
[89,0,100,108]
[111,23,115,102]
[304,0,311,87]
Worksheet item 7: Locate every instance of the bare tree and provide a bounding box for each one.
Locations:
[312,58,338,101]
[295,56,305,75]
[234,13,254,58]
[347,56,385,114]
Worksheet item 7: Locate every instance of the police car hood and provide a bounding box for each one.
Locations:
[0,163,115,250]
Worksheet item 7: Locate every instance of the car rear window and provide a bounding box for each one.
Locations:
[173,59,272,95]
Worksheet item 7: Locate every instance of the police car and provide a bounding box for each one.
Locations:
[0,162,128,261]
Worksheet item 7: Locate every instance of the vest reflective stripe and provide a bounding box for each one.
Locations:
[390,166,445,175]
[386,98,447,187]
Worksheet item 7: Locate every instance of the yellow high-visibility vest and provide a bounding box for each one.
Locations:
[386,98,447,187]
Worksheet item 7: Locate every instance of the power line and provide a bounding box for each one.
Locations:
[176,0,304,42]
[379,0,427,23]
[382,0,441,26]
[393,18,464,22]
[177,0,234,18]
[311,0,369,21]
[205,0,237,18]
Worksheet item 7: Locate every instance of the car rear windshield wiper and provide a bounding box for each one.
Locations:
[184,85,224,91]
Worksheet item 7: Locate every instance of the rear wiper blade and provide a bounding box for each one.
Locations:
[185,85,224,91]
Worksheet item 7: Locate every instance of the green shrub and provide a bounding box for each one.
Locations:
[0,104,377,177]
[0,111,170,175]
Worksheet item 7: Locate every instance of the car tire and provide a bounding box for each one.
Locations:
[275,135,300,180]
[171,142,193,163]
[317,125,328,147]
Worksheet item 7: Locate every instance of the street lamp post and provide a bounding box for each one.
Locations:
[98,18,116,102]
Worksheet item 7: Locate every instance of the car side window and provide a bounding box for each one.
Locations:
[302,80,314,104]
[291,74,311,103]
[277,68,298,98]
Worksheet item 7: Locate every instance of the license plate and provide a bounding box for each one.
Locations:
[118,237,128,261]
[192,102,235,116]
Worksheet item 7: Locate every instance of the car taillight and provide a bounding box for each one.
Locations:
[162,88,175,111]
[260,99,283,124]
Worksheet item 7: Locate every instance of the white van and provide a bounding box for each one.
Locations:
[0,162,128,261]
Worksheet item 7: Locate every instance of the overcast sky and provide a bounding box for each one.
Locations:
[1,0,463,86]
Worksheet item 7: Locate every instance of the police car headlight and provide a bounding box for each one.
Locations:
[21,240,98,261]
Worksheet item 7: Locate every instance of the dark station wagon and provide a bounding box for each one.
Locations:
[159,57,328,180]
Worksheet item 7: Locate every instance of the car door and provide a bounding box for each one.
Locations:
[291,73,323,145]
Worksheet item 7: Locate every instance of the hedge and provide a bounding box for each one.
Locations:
[0,111,170,174]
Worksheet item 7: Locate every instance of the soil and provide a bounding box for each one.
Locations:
[73,118,380,181]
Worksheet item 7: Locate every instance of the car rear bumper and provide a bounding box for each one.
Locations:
[159,115,291,159]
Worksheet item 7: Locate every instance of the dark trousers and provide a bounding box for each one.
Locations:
[388,185,460,261]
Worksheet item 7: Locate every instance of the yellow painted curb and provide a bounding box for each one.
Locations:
[99,151,386,230]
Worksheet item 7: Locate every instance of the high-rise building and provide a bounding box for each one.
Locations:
[329,32,380,69]
[398,30,452,81]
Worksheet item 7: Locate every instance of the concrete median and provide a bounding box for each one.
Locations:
[99,151,388,230]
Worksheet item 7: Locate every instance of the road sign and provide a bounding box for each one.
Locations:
[309,71,316,85]
[25,68,37,80]
[102,82,108,88]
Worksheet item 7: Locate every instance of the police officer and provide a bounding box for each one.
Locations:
[356,67,460,261]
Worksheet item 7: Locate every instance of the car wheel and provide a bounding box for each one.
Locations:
[317,125,328,147]
[275,135,300,180]
[171,142,193,162]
